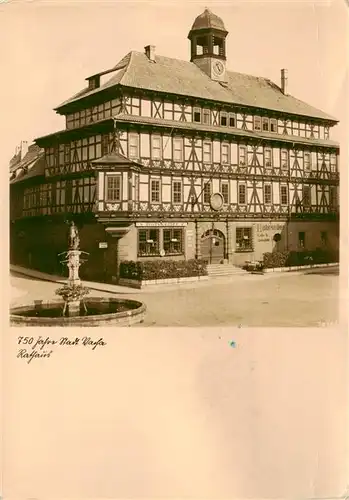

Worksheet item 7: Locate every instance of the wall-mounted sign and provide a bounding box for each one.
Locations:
[210,192,224,211]
[99,242,108,249]
[135,222,187,227]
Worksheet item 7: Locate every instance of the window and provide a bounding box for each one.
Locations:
[304,152,311,172]
[303,185,311,206]
[173,138,183,162]
[280,185,288,205]
[329,186,337,208]
[106,175,121,201]
[150,179,160,203]
[193,108,201,123]
[203,109,211,125]
[163,229,183,255]
[203,182,211,204]
[129,134,139,158]
[324,126,329,140]
[172,180,182,204]
[264,184,272,204]
[236,227,253,252]
[264,148,272,167]
[151,136,162,159]
[298,231,305,249]
[221,182,229,204]
[254,116,261,131]
[101,134,109,156]
[238,184,246,205]
[239,145,247,167]
[203,142,212,163]
[281,149,288,170]
[64,144,70,164]
[221,143,229,164]
[270,119,277,132]
[220,112,227,126]
[229,113,236,127]
[262,118,269,131]
[330,154,337,173]
[138,229,160,256]
[321,231,328,246]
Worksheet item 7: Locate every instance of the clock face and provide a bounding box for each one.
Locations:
[213,61,224,76]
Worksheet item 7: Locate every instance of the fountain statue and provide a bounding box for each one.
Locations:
[56,222,90,316]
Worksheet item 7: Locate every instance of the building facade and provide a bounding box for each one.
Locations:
[10,9,340,282]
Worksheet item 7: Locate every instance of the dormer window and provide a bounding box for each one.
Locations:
[254,116,261,131]
[88,75,100,90]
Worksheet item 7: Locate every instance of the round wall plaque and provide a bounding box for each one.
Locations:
[210,192,224,211]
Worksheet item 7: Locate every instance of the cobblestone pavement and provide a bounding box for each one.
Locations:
[10,266,340,327]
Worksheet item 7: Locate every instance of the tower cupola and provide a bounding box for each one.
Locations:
[188,8,228,82]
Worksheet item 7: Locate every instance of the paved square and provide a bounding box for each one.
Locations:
[10,266,339,327]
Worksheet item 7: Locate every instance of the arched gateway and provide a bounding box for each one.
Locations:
[200,229,226,264]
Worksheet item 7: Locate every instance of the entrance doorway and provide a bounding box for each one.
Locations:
[200,229,226,264]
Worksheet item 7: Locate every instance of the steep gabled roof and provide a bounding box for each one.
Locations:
[9,144,45,184]
[56,51,337,122]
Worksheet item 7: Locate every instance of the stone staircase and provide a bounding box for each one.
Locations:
[206,263,247,278]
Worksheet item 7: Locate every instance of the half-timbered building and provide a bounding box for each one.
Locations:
[10,8,340,282]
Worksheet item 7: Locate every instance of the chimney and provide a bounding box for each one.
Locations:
[144,45,156,62]
[281,68,288,94]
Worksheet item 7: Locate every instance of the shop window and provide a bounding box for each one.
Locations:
[163,228,183,255]
[236,227,253,252]
[138,229,160,256]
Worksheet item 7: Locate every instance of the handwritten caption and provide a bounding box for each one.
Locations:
[16,335,107,363]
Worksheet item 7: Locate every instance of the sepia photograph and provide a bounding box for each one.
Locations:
[7,0,345,327]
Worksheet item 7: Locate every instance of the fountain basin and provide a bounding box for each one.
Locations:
[10,297,146,327]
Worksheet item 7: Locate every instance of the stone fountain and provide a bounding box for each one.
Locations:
[10,222,146,326]
[56,221,90,316]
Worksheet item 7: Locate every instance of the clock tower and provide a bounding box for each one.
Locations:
[188,8,228,82]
